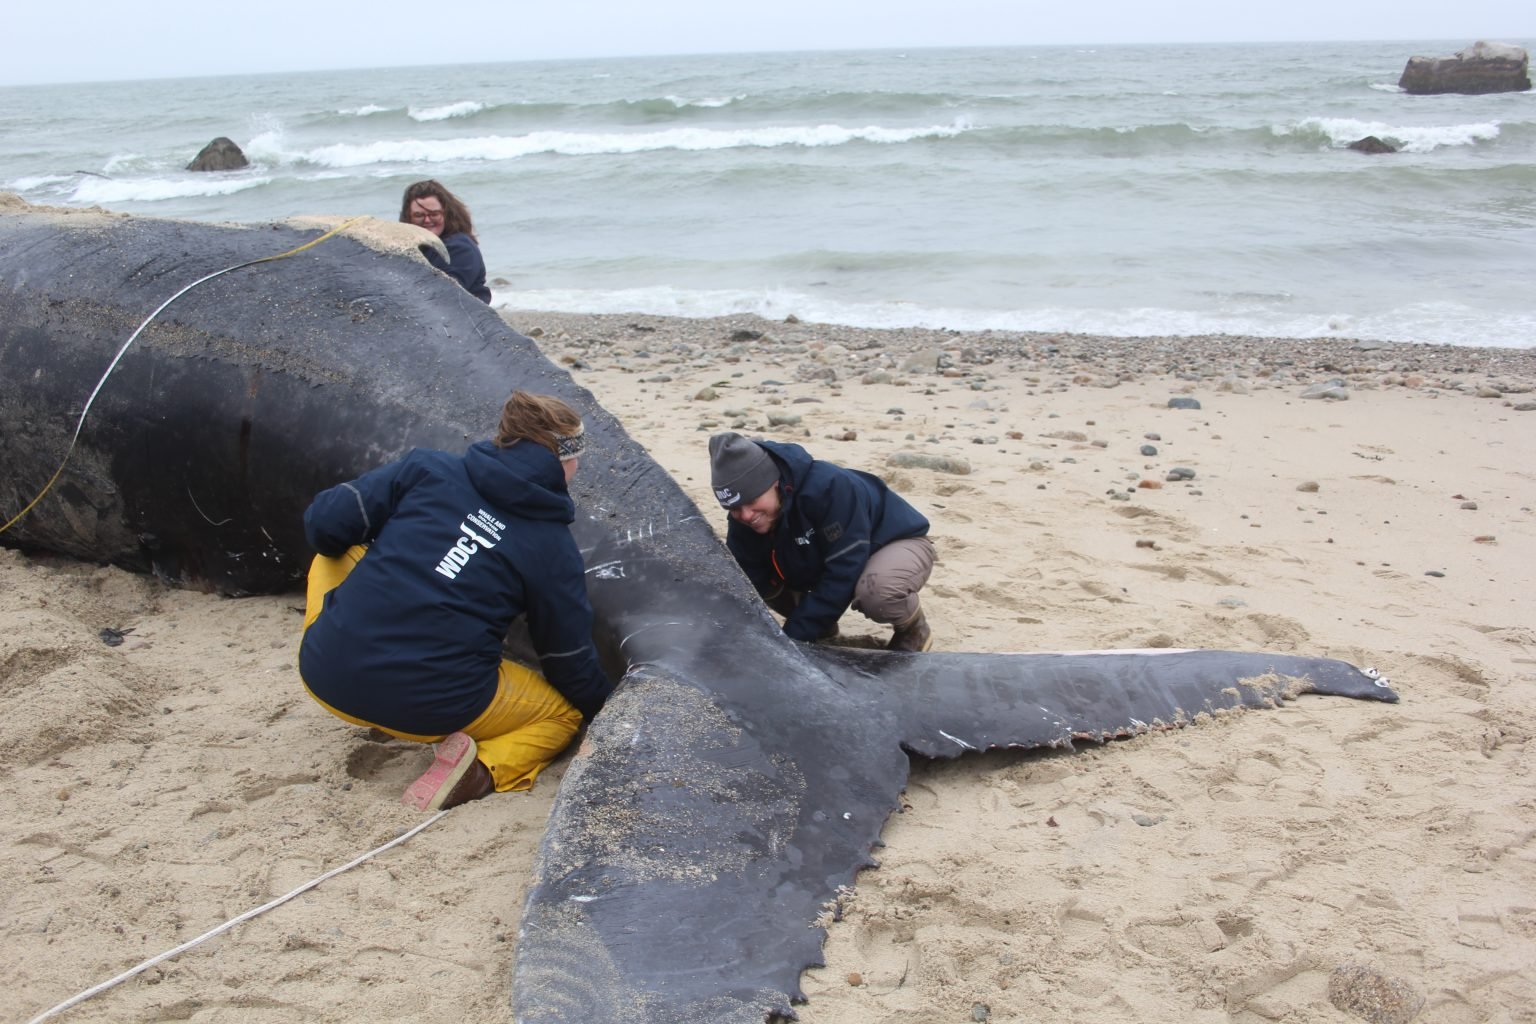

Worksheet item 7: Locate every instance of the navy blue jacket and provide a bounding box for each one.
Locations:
[425,231,492,303]
[299,440,611,733]
[724,441,929,642]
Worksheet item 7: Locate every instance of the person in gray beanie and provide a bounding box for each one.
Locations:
[707,432,936,651]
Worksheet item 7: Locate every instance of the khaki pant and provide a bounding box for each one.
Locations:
[852,536,936,624]
[301,547,581,793]
[771,536,937,627]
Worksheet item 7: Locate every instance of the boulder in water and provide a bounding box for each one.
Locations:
[1347,136,1396,154]
[1398,41,1531,95]
[186,136,249,172]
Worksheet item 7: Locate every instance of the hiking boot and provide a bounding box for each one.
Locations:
[401,732,496,811]
[437,758,494,810]
[887,608,933,653]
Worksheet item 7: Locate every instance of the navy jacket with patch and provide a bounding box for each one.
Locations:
[723,440,929,642]
[424,231,492,303]
[299,440,611,732]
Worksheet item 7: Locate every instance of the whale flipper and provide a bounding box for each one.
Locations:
[511,647,1396,1023]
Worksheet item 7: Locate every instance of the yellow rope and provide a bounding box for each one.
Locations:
[1,217,366,536]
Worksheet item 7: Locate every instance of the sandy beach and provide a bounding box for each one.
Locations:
[5,309,1535,1024]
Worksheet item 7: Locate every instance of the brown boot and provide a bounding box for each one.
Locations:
[438,759,495,810]
[401,732,496,811]
[887,607,933,653]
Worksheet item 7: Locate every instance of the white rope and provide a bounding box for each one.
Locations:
[2,216,364,537]
[25,810,447,1024]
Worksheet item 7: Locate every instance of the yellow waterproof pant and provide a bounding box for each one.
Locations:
[302,546,582,793]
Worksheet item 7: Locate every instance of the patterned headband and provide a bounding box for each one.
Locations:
[556,424,586,461]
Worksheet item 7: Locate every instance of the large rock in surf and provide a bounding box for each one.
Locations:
[1398,41,1531,95]
[1347,135,1397,154]
[186,136,249,172]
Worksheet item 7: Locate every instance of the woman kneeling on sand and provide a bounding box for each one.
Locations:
[297,391,612,811]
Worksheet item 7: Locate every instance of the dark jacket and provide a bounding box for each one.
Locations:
[299,440,610,732]
[425,231,492,303]
[724,440,929,642]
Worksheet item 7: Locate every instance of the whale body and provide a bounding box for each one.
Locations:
[0,198,1398,1022]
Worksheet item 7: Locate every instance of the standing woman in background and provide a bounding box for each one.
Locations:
[400,179,493,303]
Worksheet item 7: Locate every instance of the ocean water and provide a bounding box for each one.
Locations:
[3,41,1533,347]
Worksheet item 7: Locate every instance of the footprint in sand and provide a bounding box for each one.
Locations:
[1128,563,1190,581]
[239,772,322,803]
[1409,652,1491,698]
[1214,906,1257,939]
[343,738,419,783]
[1057,898,1110,943]
[1120,913,1225,960]
[1214,611,1310,651]
[1111,504,1197,543]
[1467,623,1536,648]
[961,581,1033,611]
[1191,564,1241,586]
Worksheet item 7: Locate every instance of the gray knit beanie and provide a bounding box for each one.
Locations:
[709,432,778,509]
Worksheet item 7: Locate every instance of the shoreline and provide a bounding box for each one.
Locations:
[499,308,1536,394]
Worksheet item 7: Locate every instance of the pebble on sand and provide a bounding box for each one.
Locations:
[1327,963,1425,1024]
[1302,380,1350,400]
[886,451,972,475]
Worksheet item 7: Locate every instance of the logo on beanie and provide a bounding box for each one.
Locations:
[715,486,741,507]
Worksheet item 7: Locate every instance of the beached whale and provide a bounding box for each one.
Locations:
[0,197,1398,1023]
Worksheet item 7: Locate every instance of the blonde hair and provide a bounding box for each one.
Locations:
[495,391,583,458]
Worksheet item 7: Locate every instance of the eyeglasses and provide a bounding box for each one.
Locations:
[409,206,444,221]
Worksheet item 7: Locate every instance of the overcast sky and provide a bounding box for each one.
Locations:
[6,0,1532,86]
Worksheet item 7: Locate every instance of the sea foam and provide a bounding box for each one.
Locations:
[291,123,972,167]
[72,175,271,203]
[1282,117,1501,152]
[409,101,486,122]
